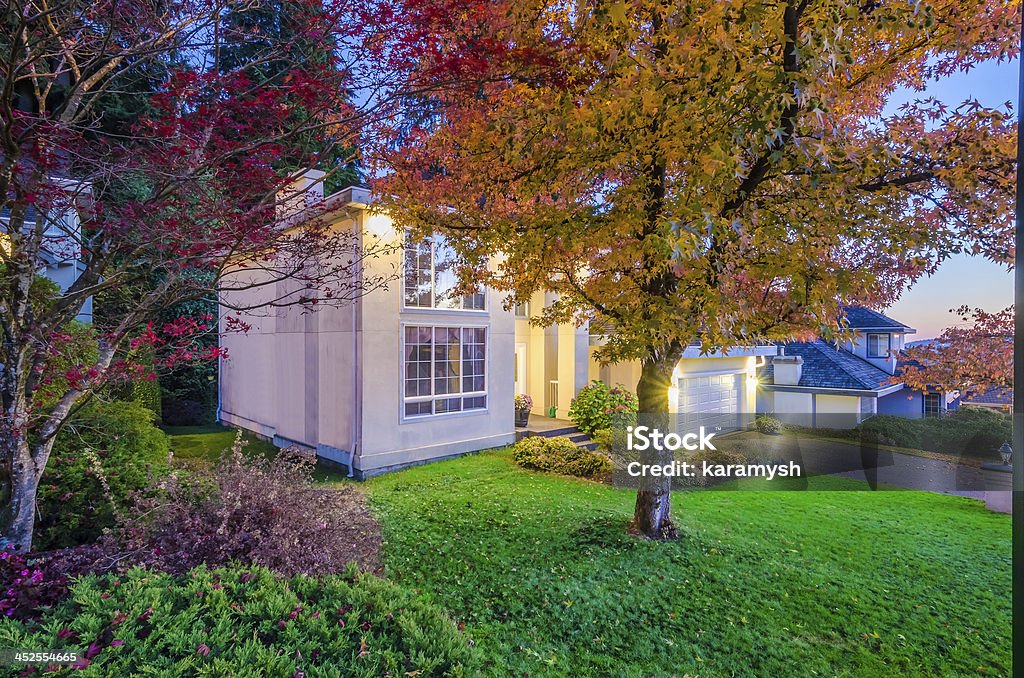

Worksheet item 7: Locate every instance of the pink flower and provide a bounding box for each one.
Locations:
[196,644,211,656]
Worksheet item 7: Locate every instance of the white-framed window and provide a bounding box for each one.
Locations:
[514,301,529,318]
[403,325,487,418]
[923,392,942,418]
[403,234,485,310]
[867,333,890,358]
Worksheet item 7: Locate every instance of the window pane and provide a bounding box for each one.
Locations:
[433,238,461,308]
[405,401,432,417]
[464,395,487,410]
[435,397,462,414]
[404,239,433,307]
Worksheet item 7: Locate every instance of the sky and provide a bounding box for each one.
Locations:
[882,58,1017,339]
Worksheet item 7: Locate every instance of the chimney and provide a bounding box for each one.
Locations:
[278,169,326,217]
[772,355,803,386]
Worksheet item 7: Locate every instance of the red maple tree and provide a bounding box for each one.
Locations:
[0,0,403,550]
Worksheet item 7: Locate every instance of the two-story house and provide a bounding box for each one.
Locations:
[217,175,776,477]
[756,307,948,428]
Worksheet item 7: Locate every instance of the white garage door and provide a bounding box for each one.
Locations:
[676,373,742,433]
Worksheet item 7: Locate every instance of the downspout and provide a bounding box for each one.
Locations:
[215,301,223,424]
[348,211,363,478]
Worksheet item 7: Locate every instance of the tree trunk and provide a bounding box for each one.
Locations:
[0,435,40,553]
[629,351,681,540]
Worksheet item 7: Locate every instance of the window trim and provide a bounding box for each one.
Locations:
[399,322,490,422]
[402,234,487,313]
[866,333,891,358]
[923,392,943,418]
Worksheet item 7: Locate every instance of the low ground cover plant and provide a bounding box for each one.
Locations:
[567,381,638,434]
[0,566,475,676]
[511,436,611,477]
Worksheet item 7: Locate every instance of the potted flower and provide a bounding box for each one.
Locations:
[514,394,533,427]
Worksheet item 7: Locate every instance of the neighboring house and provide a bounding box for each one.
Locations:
[756,307,950,428]
[951,386,1012,414]
[0,183,92,323]
[218,175,775,478]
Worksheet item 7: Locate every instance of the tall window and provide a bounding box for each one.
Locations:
[923,392,942,418]
[404,326,487,418]
[514,301,529,318]
[404,235,485,310]
[866,333,890,358]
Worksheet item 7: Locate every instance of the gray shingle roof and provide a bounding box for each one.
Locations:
[758,340,895,391]
[839,306,914,331]
[957,386,1012,406]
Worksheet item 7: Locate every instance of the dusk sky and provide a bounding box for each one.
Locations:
[883,58,1017,339]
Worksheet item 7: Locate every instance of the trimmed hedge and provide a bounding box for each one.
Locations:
[36,400,170,550]
[0,566,475,676]
[858,408,1011,457]
[511,436,611,477]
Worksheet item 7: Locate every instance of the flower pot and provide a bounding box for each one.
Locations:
[515,408,531,428]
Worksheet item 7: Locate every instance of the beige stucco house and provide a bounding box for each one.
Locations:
[218,177,775,477]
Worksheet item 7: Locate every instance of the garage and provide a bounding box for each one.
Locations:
[675,372,743,434]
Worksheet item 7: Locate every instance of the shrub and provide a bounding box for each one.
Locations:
[568,381,638,434]
[0,566,475,675]
[36,400,170,550]
[511,436,611,477]
[103,433,380,576]
[591,428,614,455]
[856,409,1011,458]
[857,415,923,448]
[754,415,782,435]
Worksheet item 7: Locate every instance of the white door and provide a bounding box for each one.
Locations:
[676,373,742,433]
[514,343,527,396]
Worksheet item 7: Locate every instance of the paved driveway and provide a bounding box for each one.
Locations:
[719,432,987,496]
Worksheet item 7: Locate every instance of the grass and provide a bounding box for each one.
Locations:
[164,424,349,483]
[367,449,1012,677]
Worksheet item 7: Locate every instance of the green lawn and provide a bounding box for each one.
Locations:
[367,449,1012,677]
[165,425,348,482]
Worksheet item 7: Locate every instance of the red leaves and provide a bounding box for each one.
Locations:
[898,305,1013,393]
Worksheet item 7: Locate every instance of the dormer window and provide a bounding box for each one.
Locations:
[867,333,890,358]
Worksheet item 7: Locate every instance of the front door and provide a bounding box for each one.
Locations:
[514,343,527,396]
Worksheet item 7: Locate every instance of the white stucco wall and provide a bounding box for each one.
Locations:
[355,211,515,473]
[219,206,518,477]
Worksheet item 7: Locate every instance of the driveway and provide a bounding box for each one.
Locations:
[717,432,987,497]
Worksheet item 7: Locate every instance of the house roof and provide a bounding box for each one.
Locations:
[956,386,1012,407]
[758,340,896,391]
[839,306,915,333]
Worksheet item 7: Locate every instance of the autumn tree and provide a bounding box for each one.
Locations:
[0,0,400,551]
[378,0,1019,539]
[899,306,1013,394]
